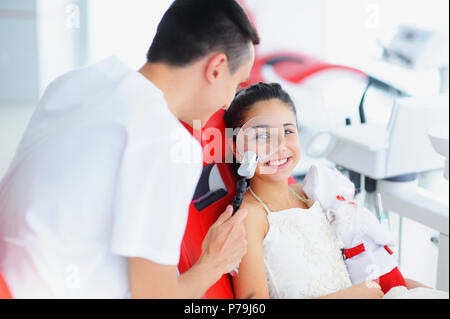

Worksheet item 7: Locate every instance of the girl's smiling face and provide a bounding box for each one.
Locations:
[239,98,301,182]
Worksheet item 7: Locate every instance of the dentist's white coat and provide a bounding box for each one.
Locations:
[0,56,203,298]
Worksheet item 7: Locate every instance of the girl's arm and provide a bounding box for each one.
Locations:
[316,281,385,299]
[320,278,432,299]
[232,202,271,299]
[405,278,432,289]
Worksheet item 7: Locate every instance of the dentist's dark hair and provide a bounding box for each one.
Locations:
[147,0,260,73]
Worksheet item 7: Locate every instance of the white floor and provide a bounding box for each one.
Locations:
[0,102,448,290]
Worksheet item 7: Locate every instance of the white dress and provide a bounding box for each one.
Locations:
[248,187,352,299]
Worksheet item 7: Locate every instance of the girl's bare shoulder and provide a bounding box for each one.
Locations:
[240,190,269,238]
[241,190,267,215]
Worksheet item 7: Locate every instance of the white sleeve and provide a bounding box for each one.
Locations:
[110,136,202,265]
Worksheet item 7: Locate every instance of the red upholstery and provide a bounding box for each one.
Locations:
[179,165,238,299]
[245,51,367,87]
[178,110,236,298]
[178,109,298,299]
[0,272,12,299]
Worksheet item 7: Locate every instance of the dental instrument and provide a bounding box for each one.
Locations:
[233,151,259,214]
[229,151,258,277]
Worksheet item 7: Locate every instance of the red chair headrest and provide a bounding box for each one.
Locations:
[179,109,237,299]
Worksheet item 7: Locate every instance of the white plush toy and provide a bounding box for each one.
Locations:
[302,164,405,294]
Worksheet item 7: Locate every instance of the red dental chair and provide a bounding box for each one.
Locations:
[178,110,237,299]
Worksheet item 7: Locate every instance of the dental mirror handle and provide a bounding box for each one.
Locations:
[230,152,258,276]
[230,177,247,277]
[232,178,248,214]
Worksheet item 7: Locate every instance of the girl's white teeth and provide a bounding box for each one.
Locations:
[268,158,288,166]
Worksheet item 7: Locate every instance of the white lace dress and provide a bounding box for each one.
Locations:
[249,188,352,299]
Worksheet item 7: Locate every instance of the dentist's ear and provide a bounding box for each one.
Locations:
[205,53,228,83]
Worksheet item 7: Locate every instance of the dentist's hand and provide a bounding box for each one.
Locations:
[128,205,247,299]
[198,205,248,280]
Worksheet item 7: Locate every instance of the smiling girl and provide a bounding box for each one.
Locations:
[224,82,387,299]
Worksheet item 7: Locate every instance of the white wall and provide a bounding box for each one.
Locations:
[88,0,173,69]
[245,0,327,58]
[36,0,76,95]
[36,0,90,95]
[0,0,90,105]
[0,0,40,105]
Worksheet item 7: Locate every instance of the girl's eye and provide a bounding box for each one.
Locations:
[285,129,294,135]
[255,133,269,140]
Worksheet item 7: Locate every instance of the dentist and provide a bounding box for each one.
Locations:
[0,0,259,298]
